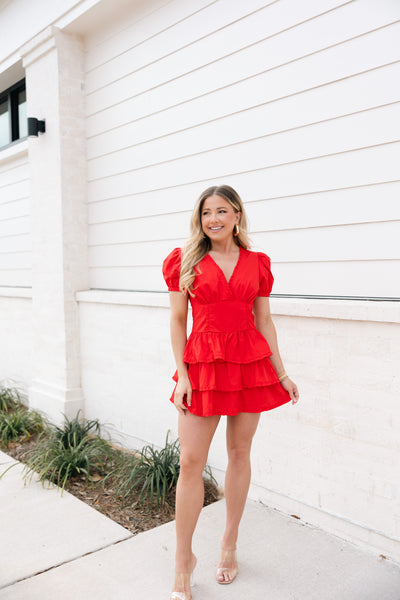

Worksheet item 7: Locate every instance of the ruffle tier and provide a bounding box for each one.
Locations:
[173,357,279,391]
[182,329,272,364]
[169,383,291,417]
[170,353,291,416]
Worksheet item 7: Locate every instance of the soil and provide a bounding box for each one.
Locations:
[2,435,220,535]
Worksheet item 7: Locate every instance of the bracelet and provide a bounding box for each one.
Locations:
[278,372,288,382]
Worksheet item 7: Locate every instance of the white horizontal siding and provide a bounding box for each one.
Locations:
[84,0,221,72]
[86,6,400,136]
[90,218,400,263]
[88,219,400,295]
[88,183,400,243]
[87,62,400,164]
[85,0,397,117]
[84,0,400,296]
[87,103,400,185]
[90,182,400,232]
[272,260,400,298]
[87,143,399,212]
[0,149,31,287]
[88,179,400,223]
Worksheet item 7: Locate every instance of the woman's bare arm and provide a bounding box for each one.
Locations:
[169,291,192,413]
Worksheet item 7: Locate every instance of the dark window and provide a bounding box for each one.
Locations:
[0,79,26,149]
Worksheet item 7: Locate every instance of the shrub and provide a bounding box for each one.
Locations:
[22,412,115,492]
[0,406,44,448]
[0,386,20,413]
[110,431,216,509]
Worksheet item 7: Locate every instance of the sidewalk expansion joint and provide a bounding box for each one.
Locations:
[0,533,134,591]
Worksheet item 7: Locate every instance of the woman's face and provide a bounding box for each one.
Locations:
[201,195,240,241]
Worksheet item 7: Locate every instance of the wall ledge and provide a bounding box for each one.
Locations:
[0,139,28,165]
[0,287,32,298]
[75,290,400,323]
[270,297,400,323]
[76,289,170,308]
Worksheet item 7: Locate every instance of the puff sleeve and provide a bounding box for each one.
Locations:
[257,252,274,297]
[162,247,182,292]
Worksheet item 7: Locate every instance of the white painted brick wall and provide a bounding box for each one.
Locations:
[20,26,88,423]
[77,293,400,561]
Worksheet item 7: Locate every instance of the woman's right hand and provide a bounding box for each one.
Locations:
[174,375,192,415]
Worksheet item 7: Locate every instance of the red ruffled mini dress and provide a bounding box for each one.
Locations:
[162,246,290,417]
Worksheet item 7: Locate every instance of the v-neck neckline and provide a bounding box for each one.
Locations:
[207,246,242,286]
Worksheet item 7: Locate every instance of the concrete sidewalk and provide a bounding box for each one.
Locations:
[1,450,400,600]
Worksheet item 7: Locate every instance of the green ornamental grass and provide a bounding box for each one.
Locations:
[0,392,218,512]
[110,431,216,509]
[0,406,44,448]
[0,386,20,413]
[22,412,115,492]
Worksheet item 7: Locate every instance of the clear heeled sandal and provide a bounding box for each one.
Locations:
[170,558,196,600]
[216,548,238,585]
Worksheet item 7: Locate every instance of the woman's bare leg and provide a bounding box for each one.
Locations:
[218,412,260,582]
[173,411,220,595]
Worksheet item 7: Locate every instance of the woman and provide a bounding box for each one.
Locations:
[162,185,299,600]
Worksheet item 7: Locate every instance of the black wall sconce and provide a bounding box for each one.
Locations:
[27,117,46,137]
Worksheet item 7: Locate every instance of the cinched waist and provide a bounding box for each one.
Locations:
[191,301,255,332]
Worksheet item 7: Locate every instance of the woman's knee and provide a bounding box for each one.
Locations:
[179,450,206,476]
[227,443,251,467]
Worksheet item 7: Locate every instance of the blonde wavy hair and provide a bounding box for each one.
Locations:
[179,184,251,295]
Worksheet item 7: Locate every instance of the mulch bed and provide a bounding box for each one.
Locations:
[2,436,220,535]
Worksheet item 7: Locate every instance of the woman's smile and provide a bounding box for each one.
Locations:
[201,195,239,240]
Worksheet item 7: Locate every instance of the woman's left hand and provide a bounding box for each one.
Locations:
[281,378,299,405]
